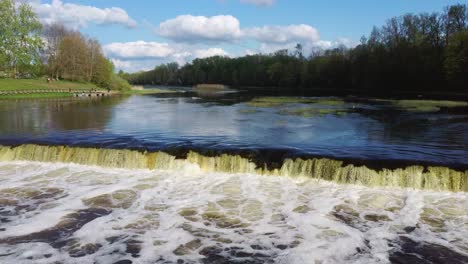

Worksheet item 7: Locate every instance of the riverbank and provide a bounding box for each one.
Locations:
[0,78,104,99]
[122,86,176,95]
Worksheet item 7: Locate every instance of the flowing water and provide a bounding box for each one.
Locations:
[0,90,467,263]
[0,161,467,264]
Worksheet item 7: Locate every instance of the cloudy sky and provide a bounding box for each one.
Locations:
[27,0,462,72]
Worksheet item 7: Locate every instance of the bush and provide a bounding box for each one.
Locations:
[108,74,131,91]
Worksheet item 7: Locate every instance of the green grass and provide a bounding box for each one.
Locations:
[379,99,468,112]
[246,97,345,108]
[0,78,104,99]
[0,78,101,91]
[0,92,72,99]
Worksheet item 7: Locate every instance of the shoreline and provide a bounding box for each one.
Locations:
[0,78,107,99]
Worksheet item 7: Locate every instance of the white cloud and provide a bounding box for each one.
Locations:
[105,41,229,72]
[111,58,157,73]
[104,41,175,59]
[194,48,229,58]
[28,0,136,29]
[313,38,358,50]
[244,49,256,56]
[158,15,242,43]
[257,42,296,54]
[244,24,320,44]
[240,0,275,7]
[156,14,321,48]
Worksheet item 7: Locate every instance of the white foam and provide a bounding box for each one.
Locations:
[0,161,466,263]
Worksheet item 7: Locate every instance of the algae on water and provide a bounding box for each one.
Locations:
[279,107,348,117]
[244,97,349,117]
[377,99,468,112]
[246,97,345,108]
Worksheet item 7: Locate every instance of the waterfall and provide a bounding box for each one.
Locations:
[0,144,466,192]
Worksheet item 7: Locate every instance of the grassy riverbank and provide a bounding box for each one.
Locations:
[0,78,178,99]
[0,78,100,91]
[0,92,73,99]
[0,78,103,99]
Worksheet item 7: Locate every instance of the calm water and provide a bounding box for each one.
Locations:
[0,90,467,168]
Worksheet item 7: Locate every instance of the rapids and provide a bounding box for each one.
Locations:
[0,161,467,264]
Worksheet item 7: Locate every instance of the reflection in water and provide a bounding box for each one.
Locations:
[0,93,467,167]
[0,97,126,135]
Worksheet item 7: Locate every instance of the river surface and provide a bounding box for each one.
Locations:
[0,89,467,263]
[0,90,467,168]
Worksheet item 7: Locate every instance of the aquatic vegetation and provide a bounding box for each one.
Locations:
[279,107,348,117]
[246,97,315,107]
[246,97,345,108]
[378,99,468,112]
[0,144,466,192]
[312,99,346,106]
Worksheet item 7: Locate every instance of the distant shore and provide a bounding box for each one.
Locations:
[194,84,228,90]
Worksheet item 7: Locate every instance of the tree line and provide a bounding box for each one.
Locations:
[0,0,130,90]
[124,4,468,93]
[42,23,129,90]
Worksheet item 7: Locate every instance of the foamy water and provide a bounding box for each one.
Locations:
[0,161,467,264]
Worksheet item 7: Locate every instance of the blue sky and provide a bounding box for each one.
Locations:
[28,0,464,72]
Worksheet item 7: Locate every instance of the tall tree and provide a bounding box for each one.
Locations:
[0,0,43,78]
[42,23,68,79]
[0,0,16,73]
[445,30,468,89]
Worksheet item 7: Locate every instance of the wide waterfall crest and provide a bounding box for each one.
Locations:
[0,144,466,192]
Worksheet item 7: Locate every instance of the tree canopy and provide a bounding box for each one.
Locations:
[0,0,43,78]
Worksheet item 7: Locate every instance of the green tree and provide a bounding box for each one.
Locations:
[92,56,113,88]
[0,0,43,78]
[445,30,468,89]
[0,0,15,74]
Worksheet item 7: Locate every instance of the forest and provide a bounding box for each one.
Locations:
[0,0,129,90]
[123,4,468,94]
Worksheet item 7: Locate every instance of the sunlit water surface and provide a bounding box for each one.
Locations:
[0,92,467,167]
